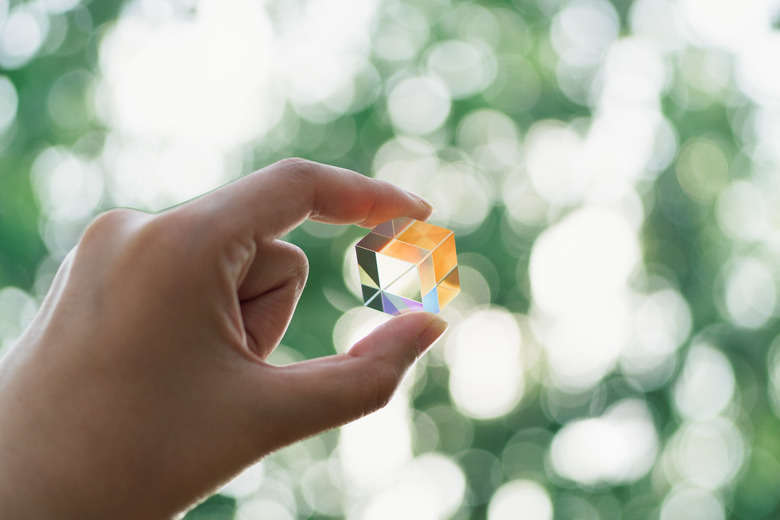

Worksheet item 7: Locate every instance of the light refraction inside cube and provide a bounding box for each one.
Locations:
[355,217,460,315]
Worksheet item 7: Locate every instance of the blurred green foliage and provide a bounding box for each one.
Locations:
[4,0,780,519]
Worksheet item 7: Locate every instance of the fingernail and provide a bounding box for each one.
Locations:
[417,316,449,354]
[419,198,435,213]
[412,194,436,215]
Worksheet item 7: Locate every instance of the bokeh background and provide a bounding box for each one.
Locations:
[2,0,780,518]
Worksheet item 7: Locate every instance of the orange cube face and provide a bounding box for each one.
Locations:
[355,217,460,315]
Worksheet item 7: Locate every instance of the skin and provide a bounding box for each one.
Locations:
[0,158,448,519]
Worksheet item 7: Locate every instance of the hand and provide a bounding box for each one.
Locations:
[0,159,448,519]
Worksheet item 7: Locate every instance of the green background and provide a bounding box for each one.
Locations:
[2,0,780,518]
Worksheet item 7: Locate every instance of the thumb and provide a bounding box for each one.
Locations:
[262,312,448,446]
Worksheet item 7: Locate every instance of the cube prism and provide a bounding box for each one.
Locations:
[355,217,460,315]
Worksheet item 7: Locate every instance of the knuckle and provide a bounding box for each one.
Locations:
[72,209,161,290]
[367,363,402,414]
[84,208,139,234]
[80,209,149,250]
[270,158,321,186]
[79,208,185,269]
[287,244,309,290]
[273,157,316,173]
[271,240,309,294]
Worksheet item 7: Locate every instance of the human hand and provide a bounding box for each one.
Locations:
[0,159,448,519]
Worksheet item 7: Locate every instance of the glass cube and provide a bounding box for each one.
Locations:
[355,217,460,315]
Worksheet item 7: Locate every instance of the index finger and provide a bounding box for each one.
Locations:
[197,158,434,239]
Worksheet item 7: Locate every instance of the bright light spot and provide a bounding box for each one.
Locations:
[373,136,439,195]
[339,395,412,492]
[332,306,390,354]
[31,147,104,222]
[680,0,773,50]
[622,289,691,387]
[40,219,84,257]
[0,287,38,355]
[585,107,673,187]
[428,163,491,233]
[445,264,491,311]
[387,76,451,135]
[98,0,281,147]
[220,461,265,499]
[356,454,466,520]
[629,0,686,52]
[448,4,500,48]
[40,0,82,14]
[665,418,745,490]
[717,181,767,242]
[373,4,430,62]
[236,497,295,520]
[342,238,364,300]
[750,107,780,165]
[722,256,776,329]
[524,120,587,207]
[551,0,618,104]
[660,487,725,520]
[530,207,640,314]
[301,459,344,516]
[457,109,521,174]
[675,137,729,204]
[427,40,496,99]
[540,302,630,390]
[280,0,378,122]
[54,16,74,53]
[680,48,732,96]
[530,208,640,389]
[550,400,658,485]
[283,47,356,122]
[0,4,49,69]
[446,308,524,420]
[502,170,549,227]
[673,344,735,420]
[0,76,18,133]
[647,114,679,173]
[551,0,619,69]
[598,37,667,106]
[104,138,230,211]
[488,480,553,520]
[737,31,780,106]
